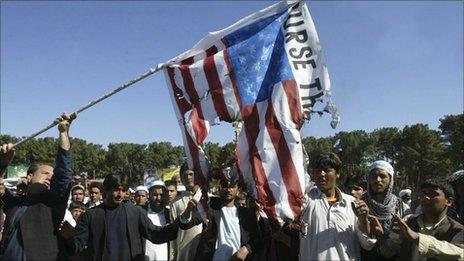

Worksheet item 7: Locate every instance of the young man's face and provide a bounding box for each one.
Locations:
[369,169,391,194]
[167,185,177,202]
[347,184,365,199]
[420,187,452,216]
[71,208,85,221]
[72,189,85,202]
[236,198,247,207]
[313,167,339,192]
[135,191,148,206]
[220,184,239,203]
[89,187,101,202]
[181,170,195,191]
[29,165,54,190]
[106,186,126,205]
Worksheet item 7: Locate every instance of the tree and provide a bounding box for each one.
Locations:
[203,142,222,170]
[396,124,451,190]
[439,114,464,169]
[145,142,184,170]
[369,127,401,163]
[106,143,147,186]
[71,138,107,179]
[218,142,237,168]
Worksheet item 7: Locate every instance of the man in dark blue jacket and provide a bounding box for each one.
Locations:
[61,174,180,261]
[0,113,75,261]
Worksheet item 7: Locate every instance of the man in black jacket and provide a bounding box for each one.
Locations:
[0,113,75,261]
[61,174,180,261]
[182,166,260,261]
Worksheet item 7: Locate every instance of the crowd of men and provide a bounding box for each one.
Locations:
[0,114,462,261]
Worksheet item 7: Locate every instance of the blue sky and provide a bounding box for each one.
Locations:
[1,1,462,147]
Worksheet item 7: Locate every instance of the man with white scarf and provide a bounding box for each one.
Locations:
[361,160,411,260]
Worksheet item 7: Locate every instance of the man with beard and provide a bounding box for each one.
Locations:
[181,166,260,261]
[0,113,75,260]
[362,160,411,260]
[169,163,204,260]
[61,174,180,260]
[376,178,464,260]
[144,180,172,260]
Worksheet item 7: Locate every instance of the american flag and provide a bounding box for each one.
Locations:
[164,0,339,224]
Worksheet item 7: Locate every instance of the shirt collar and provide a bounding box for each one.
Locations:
[417,213,448,230]
[315,186,347,207]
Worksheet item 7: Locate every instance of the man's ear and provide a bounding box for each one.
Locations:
[446,197,454,207]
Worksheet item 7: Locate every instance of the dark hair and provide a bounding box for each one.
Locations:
[27,162,55,175]
[69,200,86,211]
[312,153,342,173]
[236,191,247,201]
[102,174,128,192]
[179,162,190,178]
[421,178,455,198]
[164,180,177,188]
[88,182,102,192]
[344,174,366,190]
[16,183,28,191]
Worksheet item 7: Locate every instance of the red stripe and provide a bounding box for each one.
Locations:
[204,46,232,122]
[167,68,205,182]
[264,99,303,219]
[179,60,208,144]
[235,142,244,180]
[282,80,304,129]
[222,38,243,108]
[241,105,279,225]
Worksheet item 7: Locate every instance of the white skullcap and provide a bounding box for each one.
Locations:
[147,180,165,190]
[399,189,412,198]
[135,185,148,194]
[71,184,85,192]
[177,185,186,192]
[369,160,394,176]
[129,188,135,193]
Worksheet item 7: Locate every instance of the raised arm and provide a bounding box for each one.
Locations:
[49,113,76,206]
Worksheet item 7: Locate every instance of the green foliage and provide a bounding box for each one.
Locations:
[439,114,464,169]
[1,114,461,188]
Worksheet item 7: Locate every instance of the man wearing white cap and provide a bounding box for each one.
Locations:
[362,160,412,260]
[144,180,173,261]
[135,185,149,209]
[399,189,412,207]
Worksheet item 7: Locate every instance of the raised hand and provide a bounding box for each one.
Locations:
[55,113,76,133]
[391,214,419,242]
[367,215,384,237]
[352,199,369,219]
